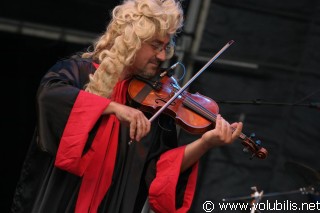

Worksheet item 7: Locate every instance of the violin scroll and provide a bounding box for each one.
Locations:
[241,133,268,159]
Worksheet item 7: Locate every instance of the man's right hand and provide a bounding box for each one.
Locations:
[104,101,151,142]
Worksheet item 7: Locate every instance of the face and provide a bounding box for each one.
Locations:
[129,35,172,79]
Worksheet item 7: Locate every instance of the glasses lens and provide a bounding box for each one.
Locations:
[165,44,175,59]
[147,40,175,59]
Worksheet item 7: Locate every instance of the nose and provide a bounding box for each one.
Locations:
[155,49,166,61]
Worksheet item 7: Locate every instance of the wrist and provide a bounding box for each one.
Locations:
[198,138,211,152]
[103,101,117,115]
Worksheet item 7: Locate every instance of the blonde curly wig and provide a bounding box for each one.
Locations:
[82,0,184,98]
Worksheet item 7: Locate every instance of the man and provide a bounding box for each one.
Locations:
[11,0,242,212]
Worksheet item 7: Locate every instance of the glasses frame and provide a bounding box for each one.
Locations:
[147,39,175,59]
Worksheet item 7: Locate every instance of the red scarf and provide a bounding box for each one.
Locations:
[55,71,130,212]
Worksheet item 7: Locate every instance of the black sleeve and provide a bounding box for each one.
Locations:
[36,58,94,155]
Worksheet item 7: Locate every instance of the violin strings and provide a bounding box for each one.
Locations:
[182,95,247,140]
[183,95,217,121]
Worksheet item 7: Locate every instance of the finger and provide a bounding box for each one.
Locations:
[145,119,151,133]
[221,118,230,141]
[136,112,150,141]
[130,119,137,141]
[232,122,243,140]
[136,114,148,141]
[223,118,230,132]
[135,120,142,141]
[215,114,222,131]
[220,118,226,139]
[225,122,233,142]
[230,122,238,128]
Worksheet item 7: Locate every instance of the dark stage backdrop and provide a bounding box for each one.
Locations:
[1,0,320,212]
[179,0,320,212]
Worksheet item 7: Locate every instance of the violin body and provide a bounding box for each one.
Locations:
[128,75,219,134]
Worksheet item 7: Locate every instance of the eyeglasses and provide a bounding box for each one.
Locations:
[147,41,175,59]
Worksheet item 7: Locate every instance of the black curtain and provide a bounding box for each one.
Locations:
[179,0,320,212]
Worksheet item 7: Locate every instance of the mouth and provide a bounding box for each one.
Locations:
[150,58,161,66]
[150,61,159,67]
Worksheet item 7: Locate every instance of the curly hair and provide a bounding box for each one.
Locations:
[82,0,184,98]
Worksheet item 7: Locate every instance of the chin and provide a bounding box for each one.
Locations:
[143,68,158,78]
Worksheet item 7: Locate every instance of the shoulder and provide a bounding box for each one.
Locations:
[48,55,97,79]
[53,55,94,72]
[41,55,96,88]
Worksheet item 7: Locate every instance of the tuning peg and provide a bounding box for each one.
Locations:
[243,147,249,153]
[249,133,256,138]
[255,140,262,146]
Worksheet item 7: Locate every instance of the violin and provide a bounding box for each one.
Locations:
[127,72,268,160]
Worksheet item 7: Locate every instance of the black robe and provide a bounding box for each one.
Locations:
[11,56,197,213]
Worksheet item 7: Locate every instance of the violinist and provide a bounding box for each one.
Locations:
[11,0,243,212]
